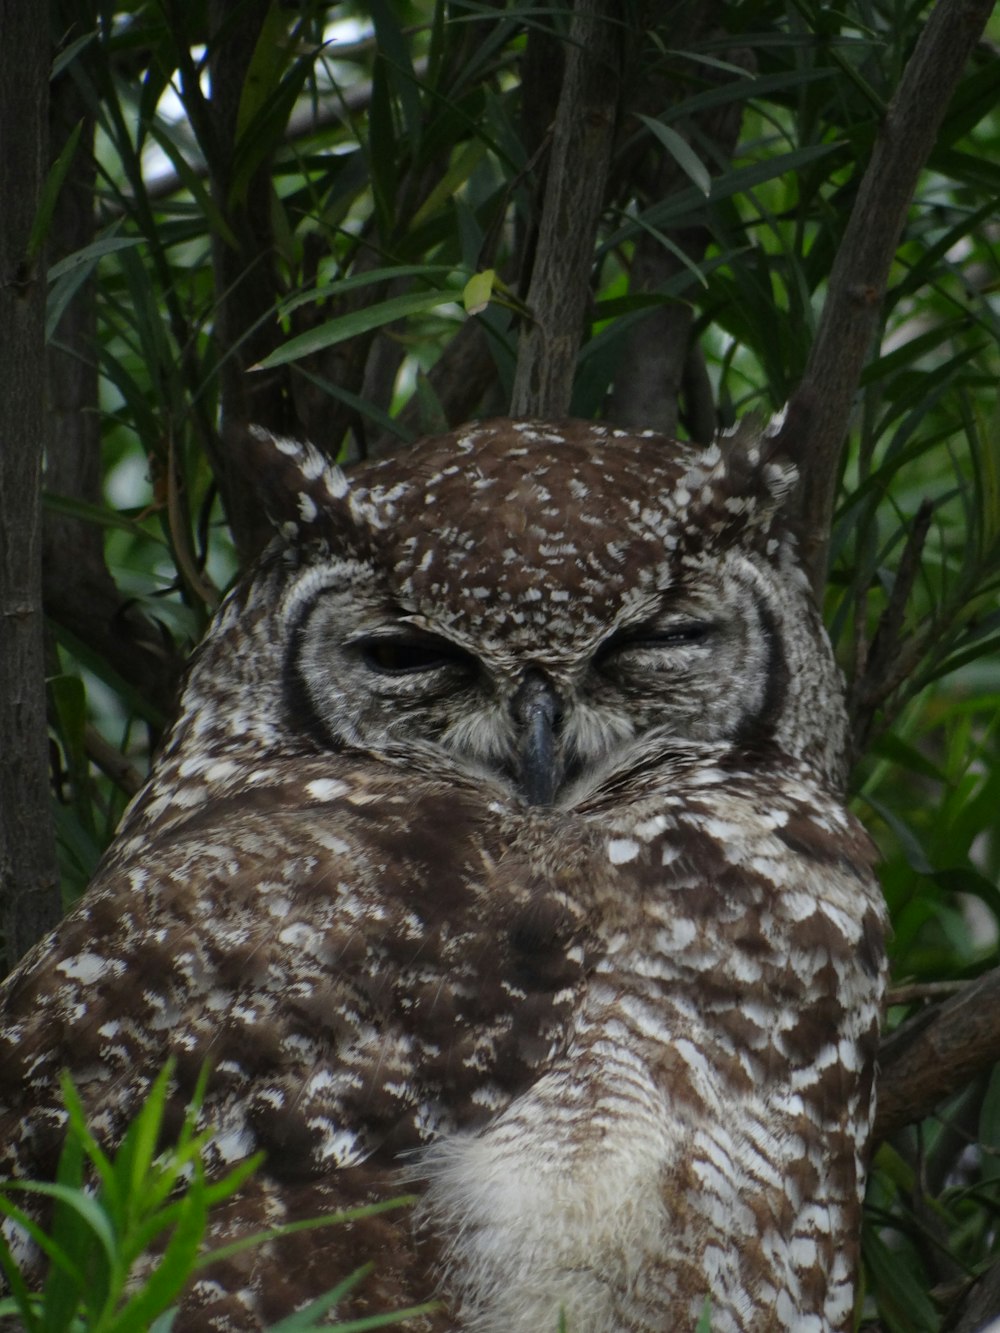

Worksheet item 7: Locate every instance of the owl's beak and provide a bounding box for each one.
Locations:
[511,670,562,806]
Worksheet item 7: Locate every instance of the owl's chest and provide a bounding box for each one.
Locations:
[419,998,817,1333]
[417,843,881,1333]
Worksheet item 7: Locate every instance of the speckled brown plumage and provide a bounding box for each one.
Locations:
[0,418,886,1331]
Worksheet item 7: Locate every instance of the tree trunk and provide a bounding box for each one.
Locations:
[0,0,62,968]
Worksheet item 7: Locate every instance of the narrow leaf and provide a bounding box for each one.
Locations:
[27,121,84,261]
[253,292,461,370]
[636,115,711,196]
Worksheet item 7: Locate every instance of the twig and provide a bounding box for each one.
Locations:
[849,498,934,754]
[886,980,967,1007]
[85,726,144,798]
[511,0,624,417]
[787,0,994,595]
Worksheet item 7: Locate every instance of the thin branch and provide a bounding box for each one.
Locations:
[85,726,144,798]
[205,0,292,561]
[948,1260,1000,1333]
[787,0,994,594]
[875,965,1000,1141]
[848,498,934,755]
[886,980,966,1007]
[43,578,182,727]
[511,0,624,417]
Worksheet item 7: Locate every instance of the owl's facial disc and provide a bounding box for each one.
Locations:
[286,565,784,809]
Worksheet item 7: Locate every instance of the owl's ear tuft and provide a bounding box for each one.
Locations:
[243,424,349,542]
[694,411,800,544]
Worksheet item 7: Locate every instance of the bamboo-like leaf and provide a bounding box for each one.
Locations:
[636,115,711,196]
[0,1183,117,1270]
[861,1226,939,1332]
[198,1195,419,1270]
[253,290,462,370]
[144,122,239,248]
[264,1264,373,1331]
[27,120,84,262]
[110,1189,208,1332]
[281,265,455,317]
[48,235,144,283]
[52,27,98,80]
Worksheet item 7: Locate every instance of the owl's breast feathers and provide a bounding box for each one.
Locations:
[0,745,884,1331]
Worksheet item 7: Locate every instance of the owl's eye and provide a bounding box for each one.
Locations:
[357,633,474,676]
[624,622,714,648]
[598,619,715,663]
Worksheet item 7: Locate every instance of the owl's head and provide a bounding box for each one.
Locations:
[172,418,849,807]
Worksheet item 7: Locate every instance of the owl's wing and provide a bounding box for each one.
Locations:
[0,773,591,1324]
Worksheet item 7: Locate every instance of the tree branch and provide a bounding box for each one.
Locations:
[875,964,1000,1141]
[511,0,624,417]
[43,579,182,727]
[43,26,183,738]
[607,27,745,436]
[203,0,293,561]
[787,0,994,593]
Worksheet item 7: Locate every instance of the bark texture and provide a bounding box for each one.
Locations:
[0,0,62,966]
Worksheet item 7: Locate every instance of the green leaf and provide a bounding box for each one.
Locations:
[111,1062,177,1224]
[411,137,488,228]
[52,28,97,80]
[932,867,1000,924]
[48,236,145,283]
[144,121,239,248]
[280,266,455,317]
[0,1227,43,1333]
[636,115,711,196]
[368,0,423,152]
[862,1226,939,1332]
[695,1295,713,1333]
[27,121,84,262]
[253,291,462,370]
[864,797,934,875]
[265,1263,373,1331]
[198,1196,418,1269]
[110,1190,208,1332]
[0,1183,117,1270]
[868,732,947,784]
[463,269,495,315]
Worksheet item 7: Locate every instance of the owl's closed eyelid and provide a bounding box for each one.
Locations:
[596,619,717,660]
[352,629,478,676]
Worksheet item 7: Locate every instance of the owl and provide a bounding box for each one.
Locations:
[0,417,886,1332]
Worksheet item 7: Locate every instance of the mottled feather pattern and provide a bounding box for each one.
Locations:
[0,418,885,1331]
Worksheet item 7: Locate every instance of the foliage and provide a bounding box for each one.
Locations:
[0,1064,430,1331]
[25,0,1000,1327]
